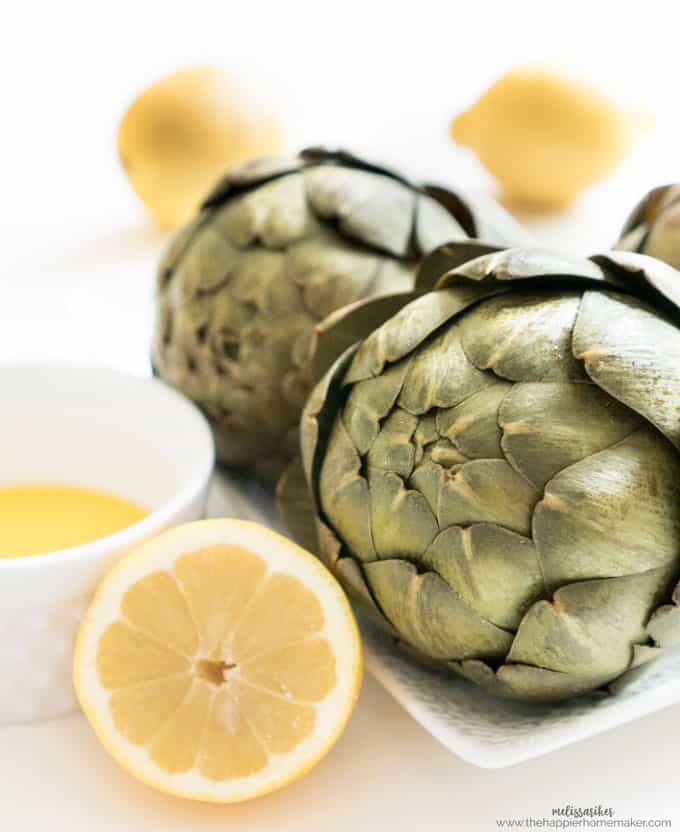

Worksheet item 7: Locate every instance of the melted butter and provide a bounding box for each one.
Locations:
[0,484,148,558]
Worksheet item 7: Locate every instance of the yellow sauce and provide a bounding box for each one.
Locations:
[0,484,148,558]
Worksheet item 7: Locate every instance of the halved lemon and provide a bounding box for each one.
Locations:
[74,519,362,803]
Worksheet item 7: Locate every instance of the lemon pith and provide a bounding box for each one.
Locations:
[74,520,362,803]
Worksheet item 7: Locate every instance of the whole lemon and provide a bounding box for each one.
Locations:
[118,66,284,228]
[452,65,651,210]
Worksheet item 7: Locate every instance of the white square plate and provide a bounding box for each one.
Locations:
[207,471,680,768]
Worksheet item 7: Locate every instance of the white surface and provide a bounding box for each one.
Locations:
[3,0,680,826]
[2,674,680,831]
[0,365,214,722]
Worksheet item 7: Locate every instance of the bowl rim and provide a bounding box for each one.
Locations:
[0,362,215,572]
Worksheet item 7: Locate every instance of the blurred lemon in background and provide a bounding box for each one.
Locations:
[118,66,284,228]
[452,64,652,210]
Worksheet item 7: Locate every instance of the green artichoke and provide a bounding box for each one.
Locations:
[295,242,680,701]
[617,184,680,269]
[152,148,524,482]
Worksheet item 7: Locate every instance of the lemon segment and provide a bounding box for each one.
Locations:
[74,520,362,803]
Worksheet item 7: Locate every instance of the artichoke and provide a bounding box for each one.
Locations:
[152,148,524,482]
[617,184,680,269]
[294,242,680,701]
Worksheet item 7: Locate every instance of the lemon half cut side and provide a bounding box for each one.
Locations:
[74,519,362,803]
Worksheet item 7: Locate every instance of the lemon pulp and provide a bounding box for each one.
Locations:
[0,484,147,558]
[97,544,336,777]
[74,521,362,803]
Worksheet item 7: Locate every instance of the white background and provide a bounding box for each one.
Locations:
[2,1,680,828]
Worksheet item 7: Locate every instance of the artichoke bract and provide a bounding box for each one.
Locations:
[152,149,525,482]
[297,243,680,702]
[617,184,680,269]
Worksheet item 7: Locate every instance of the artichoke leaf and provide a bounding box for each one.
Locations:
[644,215,680,280]
[617,184,680,240]
[315,518,343,572]
[451,659,609,702]
[303,166,417,258]
[236,317,313,385]
[300,344,359,509]
[308,291,421,385]
[419,185,480,239]
[508,567,675,678]
[630,644,666,668]
[213,173,314,249]
[287,234,381,320]
[459,292,586,381]
[366,408,418,478]
[367,468,439,560]
[163,294,219,359]
[319,417,376,562]
[415,241,506,291]
[276,459,320,555]
[437,379,512,459]
[342,361,411,455]
[371,258,416,296]
[175,225,241,297]
[425,439,468,469]
[364,560,513,661]
[614,227,647,256]
[444,247,604,286]
[344,285,499,385]
[574,291,680,448]
[436,459,540,536]
[334,557,398,636]
[413,410,439,446]
[157,213,208,290]
[413,207,477,274]
[413,415,469,470]
[607,645,666,695]
[229,249,301,316]
[594,251,680,316]
[407,458,448,520]
[398,322,493,414]
[202,155,305,209]
[645,582,680,648]
[613,184,680,280]
[499,382,641,490]
[534,427,680,587]
[422,185,533,247]
[420,524,544,631]
[315,519,394,633]
[300,147,413,184]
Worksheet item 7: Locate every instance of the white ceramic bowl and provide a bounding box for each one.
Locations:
[0,364,214,723]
